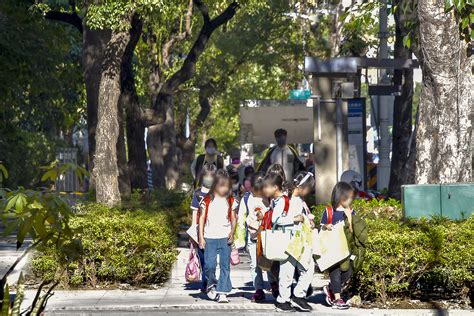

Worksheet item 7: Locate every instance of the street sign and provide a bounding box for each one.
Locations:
[347,98,367,190]
[289,89,311,100]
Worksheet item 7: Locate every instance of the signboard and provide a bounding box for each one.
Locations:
[347,98,367,190]
[240,100,313,145]
[289,89,311,100]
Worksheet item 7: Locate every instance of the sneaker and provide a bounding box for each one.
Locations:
[217,293,230,303]
[271,282,280,299]
[251,289,265,302]
[332,298,350,310]
[291,297,313,312]
[275,302,295,312]
[206,285,217,300]
[323,284,335,306]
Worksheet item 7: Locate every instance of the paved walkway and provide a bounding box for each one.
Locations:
[16,247,472,315]
[0,234,31,285]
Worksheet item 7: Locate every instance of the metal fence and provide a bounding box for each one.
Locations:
[55,147,81,192]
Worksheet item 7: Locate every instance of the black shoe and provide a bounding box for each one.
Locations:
[291,297,313,312]
[275,302,295,312]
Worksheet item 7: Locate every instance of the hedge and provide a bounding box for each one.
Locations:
[31,203,178,287]
[314,199,473,304]
[32,194,473,304]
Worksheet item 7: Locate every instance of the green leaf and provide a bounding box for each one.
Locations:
[16,216,34,249]
[41,169,57,182]
[0,164,8,181]
[403,34,412,48]
[11,273,25,315]
[445,0,454,10]
[6,194,19,211]
[461,17,469,30]
[2,282,9,316]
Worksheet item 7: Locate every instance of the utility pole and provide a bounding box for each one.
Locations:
[377,0,391,191]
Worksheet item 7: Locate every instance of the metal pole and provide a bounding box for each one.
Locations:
[377,0,391,191]
[336,97,344,181]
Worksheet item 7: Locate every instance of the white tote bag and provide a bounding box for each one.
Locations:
[312,229,321,256]
[262,227,292,261]
[316,222,350,271]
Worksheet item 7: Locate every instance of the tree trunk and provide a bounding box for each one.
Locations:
[82,25,111,180]
[120,16,148,190]
[415,0,473,183]
[162,96,179,189]
[388,2,416,198]
[147,124,166,188]
[116,103,131,199]
[94,30,131,205]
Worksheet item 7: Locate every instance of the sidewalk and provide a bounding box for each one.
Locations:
[19,248,472,315]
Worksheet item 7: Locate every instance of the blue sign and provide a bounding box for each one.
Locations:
[289,89,311,100]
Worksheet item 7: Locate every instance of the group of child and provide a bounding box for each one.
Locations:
[190,162,357,312]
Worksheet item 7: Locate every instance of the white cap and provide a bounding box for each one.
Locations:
[340,170,362,191]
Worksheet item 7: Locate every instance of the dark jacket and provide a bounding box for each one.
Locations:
[257,145,304,175]
[193,154,224,187]
[340,214,368,272]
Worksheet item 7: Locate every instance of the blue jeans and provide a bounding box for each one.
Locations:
[247,237,275,290]
[197,247,207,287]
[204,238,232,294]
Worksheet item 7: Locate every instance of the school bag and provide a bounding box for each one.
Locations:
[185,243,201,283]
[260,196,292,261]
[202,194,235,225]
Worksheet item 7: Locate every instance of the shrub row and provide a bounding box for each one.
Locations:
[314,199,473,304]
[32,203,177,287]
[32,193,473,305]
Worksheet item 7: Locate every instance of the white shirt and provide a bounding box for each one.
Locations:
[270,145,295,180]
[239,193,268,237]
[289,196,311,231]
[201,196,238,239]
[271,195,294,227]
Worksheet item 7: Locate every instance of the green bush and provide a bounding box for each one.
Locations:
[31,203,177,287]
[356,216,473,303]
[312,199,473,304]
[126,188,192,229]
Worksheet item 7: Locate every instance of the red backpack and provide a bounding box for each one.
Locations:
[261,195,290,230]
[202,194,235,225]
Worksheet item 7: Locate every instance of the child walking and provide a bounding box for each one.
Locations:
[190,164,217,292]
[285,171,316,311]
[262,173,304,312]
[238,172,276,302]
[321,182,355,310]
[266,172,316,312]
[198,169,238,303]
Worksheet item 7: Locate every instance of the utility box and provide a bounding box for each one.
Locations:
[402,183,474,220]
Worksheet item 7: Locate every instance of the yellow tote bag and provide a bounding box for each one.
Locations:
[316,222,350,271]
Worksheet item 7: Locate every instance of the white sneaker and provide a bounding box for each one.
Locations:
[217,294,229,303]
[207,286,217,300]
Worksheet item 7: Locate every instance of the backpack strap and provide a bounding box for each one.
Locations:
[243,192,251,216]
[326,206,333,225]
[283,195,290,215]
[203,194,212,225]
[227,196,235,221]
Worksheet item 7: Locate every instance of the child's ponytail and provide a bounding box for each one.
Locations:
[289,171,315,197]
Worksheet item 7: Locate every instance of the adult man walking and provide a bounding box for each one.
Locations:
[257,129,304,179]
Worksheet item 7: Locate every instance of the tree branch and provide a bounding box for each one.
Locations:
[162,0,194,69]
[157,1,239,102]
[44,10,83,34]
[194,0,210,24]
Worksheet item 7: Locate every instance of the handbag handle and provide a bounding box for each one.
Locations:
[272,217,286,233]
